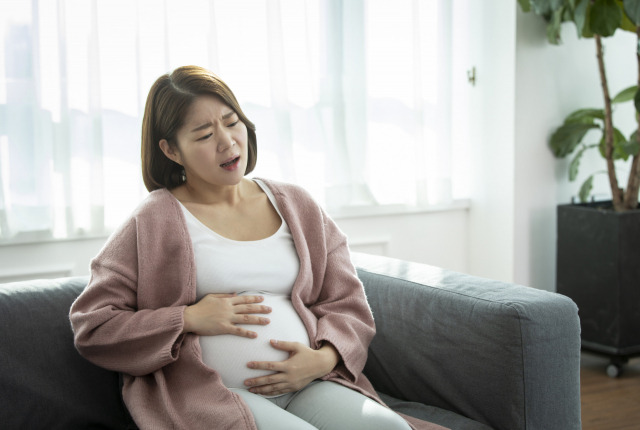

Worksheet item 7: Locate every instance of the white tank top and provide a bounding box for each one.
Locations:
[179,179,310,392]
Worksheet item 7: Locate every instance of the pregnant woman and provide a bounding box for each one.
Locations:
[70,66,442,430]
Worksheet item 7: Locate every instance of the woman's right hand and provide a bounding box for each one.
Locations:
[182,293,271,338]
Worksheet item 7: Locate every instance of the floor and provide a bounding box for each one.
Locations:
[580,352,640,430]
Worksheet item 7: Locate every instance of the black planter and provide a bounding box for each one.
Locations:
[556,202,640,368]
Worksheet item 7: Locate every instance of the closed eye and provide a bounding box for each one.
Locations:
[228,120,239,127]
[198,133,213,141]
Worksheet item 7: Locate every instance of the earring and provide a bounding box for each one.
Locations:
[180,169,186,183]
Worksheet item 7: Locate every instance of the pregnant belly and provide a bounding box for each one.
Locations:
[198,293,311,390]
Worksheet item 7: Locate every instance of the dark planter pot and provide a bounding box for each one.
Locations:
[556,202,640,372]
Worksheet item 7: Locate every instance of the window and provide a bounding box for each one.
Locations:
[0,0,460,243]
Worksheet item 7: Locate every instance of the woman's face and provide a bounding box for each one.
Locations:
[163,94,249,189]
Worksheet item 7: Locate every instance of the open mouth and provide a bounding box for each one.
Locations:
[220,156,240,168]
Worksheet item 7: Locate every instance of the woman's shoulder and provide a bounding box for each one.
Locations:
[132,188,178,216]
[109,188,182,235]
[91,188,185,276]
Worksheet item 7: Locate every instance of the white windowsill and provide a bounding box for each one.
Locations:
[330,198,470,220]
[0,232,111,247]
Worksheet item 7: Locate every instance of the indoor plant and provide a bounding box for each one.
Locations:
[519,0,640,207]
[519,0,640,377]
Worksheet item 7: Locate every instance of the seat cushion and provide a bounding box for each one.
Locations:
[379,392,494,430]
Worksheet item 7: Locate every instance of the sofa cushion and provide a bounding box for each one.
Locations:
[0,277,133,429]
[378,392,493,430]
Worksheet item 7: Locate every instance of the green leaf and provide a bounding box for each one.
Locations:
[623,139,640,155]
[547,8,565,43]
[612,85,638,103]
[518,0,532,12]
[574,0,591,37]
[530,0,554,15]
[598,127,630,159]
[613,127,630,160]
[590,0,623,37]
[563,108,605,124]
[562,7,574,21]
[618,0,638,30]
[634,87,640,112]
[550,122,600,157]
[623,0,640,25]
[579,175,595,202]
[569,145,589,181]
[624,130,640,155]
[599,135,607,157]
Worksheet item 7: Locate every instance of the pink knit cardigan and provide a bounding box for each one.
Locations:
[70,178,445,430]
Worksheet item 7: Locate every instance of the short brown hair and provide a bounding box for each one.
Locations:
[141,66,257,191]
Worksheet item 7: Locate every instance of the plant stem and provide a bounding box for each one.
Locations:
[595,34,624,210]
[623,27,640,210]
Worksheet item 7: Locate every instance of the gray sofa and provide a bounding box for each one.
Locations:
[0,252,581,430]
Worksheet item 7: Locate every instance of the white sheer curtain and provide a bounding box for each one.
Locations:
[0,0,456,243]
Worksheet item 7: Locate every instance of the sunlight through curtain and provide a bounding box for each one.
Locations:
[0,0,455,243]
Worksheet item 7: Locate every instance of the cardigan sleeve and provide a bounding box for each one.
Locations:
[310,212,376,384]
[70,218,188,377]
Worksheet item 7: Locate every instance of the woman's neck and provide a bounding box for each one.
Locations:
[172,178,255,207]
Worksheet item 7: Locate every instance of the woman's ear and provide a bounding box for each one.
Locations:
[159,139,182,165]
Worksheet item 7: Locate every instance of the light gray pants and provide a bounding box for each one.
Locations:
[231,381,411,430]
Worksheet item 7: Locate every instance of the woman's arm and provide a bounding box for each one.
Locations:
[308,213,376,383]
[70,258,187,376]
[70,216,189,377]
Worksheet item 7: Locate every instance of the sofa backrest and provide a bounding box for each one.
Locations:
[0,277,133,429]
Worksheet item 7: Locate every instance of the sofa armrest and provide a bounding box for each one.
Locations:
[352,252,581,430]
[0,277,133,429]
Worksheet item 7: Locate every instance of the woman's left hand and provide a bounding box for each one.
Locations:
[244,340,339,396]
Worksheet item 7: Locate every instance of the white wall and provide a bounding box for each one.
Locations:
[513,9,560,291]
[513,8,637,291]
[460,0,517,284]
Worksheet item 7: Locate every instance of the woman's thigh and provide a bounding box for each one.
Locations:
[230,389,317,430]
[285,381,411,430]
